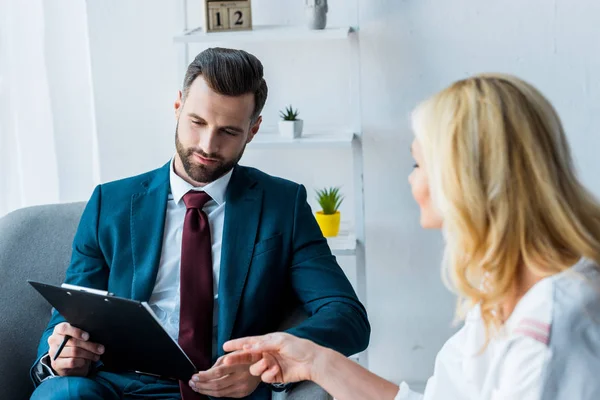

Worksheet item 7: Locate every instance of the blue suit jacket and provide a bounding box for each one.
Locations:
[33,162,370,398]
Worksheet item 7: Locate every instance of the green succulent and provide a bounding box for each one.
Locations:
[315,187,344,215]
[279,105,300,121]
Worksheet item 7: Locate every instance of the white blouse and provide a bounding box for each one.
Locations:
[396,274,555,400]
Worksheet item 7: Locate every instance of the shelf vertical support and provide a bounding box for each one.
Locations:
[350,0,368,369]
[353,135,368,370]
[178,0,190,88]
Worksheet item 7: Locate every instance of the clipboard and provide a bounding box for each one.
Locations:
[28,280,197,381]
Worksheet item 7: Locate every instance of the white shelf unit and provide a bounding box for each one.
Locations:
[327,230,357,256]
[174,25,355,44]
[175,1,367,368]
[249,130,356,149]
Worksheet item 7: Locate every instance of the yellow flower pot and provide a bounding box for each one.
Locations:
[315,211,341,237]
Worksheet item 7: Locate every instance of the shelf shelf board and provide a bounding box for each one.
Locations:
[174,25,355,44]
[249,130,356,149]
[328,230,357,256]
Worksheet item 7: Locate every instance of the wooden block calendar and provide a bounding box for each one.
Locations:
[203,1,253,33]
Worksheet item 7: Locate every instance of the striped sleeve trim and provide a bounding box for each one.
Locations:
[513,318,550,345]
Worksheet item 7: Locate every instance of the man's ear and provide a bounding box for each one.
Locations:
[174,90,184,120]
[247,116,262,144]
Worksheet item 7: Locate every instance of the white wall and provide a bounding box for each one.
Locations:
[358,0,600,384]
[82,0,600,386]
[85,0,181,182]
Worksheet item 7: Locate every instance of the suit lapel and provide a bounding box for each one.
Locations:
[217,166,262,348]
[130,163,170,301]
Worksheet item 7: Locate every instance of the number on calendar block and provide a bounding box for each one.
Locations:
[204,1,253,33]
[209,6,230,30]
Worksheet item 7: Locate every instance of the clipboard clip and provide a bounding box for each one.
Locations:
[60,283,116,297]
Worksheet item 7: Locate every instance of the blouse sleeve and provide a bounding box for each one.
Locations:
[489,335,550,400]
[395,382,424,400]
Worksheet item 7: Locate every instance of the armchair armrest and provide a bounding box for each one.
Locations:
[273,381,331,400]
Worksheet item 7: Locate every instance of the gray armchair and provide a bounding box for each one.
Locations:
[0,203,330,400]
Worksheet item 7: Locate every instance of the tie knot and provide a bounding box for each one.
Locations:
[182,190,212,210]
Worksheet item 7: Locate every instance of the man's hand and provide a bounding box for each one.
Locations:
[188,354,261,398]
[48,322,105,377]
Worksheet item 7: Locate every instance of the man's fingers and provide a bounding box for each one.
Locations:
[67,338,105,355]
[188,363,262,398]
[48,333,68,347]
[54,323,90,341]
[55,346,101,362]
[212,355,225,368]
[48,335,105,355]
[192,365,238,383]
[190,370,237,392]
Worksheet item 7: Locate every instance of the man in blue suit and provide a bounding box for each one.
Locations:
[30,47,369,399]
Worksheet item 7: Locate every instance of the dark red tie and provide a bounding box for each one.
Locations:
[179,190,213,399]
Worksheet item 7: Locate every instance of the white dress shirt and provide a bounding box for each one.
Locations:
[148,157,232,357]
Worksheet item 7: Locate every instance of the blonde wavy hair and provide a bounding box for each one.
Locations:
[411,73,600,339]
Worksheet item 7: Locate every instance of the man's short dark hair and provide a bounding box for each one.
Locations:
[182,47,268,123]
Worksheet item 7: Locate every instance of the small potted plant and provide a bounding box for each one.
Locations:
[315,186,343,237]
[278,105,303,139]
[305,0,328,30]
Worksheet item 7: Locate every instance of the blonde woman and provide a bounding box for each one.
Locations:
[215,74,600,400]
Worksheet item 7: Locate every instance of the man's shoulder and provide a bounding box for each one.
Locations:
[99,163,169,196]
[238,165,300,192]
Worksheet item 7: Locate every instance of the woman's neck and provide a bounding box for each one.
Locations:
[501,265,543,322]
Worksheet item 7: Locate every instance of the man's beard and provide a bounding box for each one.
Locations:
[175,123,246,184]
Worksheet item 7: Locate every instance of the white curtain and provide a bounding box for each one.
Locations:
[0,0,60,216]
[0,0,100,217]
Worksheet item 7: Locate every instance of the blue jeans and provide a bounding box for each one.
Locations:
[30,370,181,400]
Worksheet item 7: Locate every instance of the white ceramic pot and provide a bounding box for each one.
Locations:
[278,120,303,139]
[305,0,328,30]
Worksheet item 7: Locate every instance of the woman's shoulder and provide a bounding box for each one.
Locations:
[505,276,554,345]
[508,258,600,345]
[539,259,600,399]
[547,258,600,337]
[551,258,600,306]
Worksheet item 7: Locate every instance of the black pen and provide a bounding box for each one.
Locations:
[53,335,71,361]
